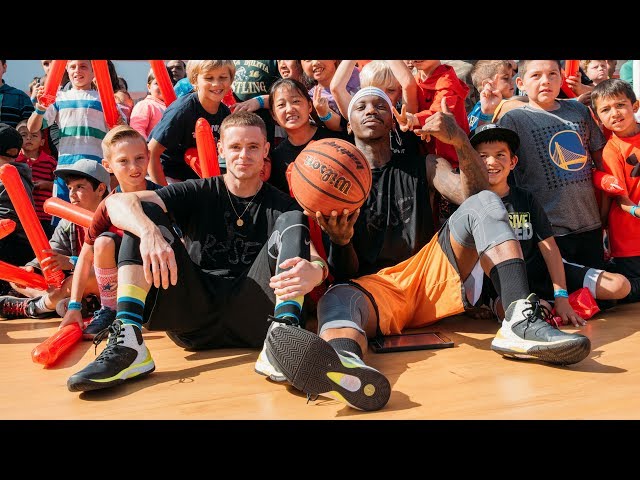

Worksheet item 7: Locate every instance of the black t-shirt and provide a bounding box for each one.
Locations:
[156,177,300,279]
[352,153,434,276]
[269,127,353,194]
[501,186,554,279]
[149,92,231,181]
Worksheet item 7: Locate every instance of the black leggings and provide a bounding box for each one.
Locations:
[118,202,310,349]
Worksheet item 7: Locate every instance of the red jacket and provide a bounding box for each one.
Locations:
[414,64,470,168]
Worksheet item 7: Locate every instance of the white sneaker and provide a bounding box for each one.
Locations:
[255,321,288,383]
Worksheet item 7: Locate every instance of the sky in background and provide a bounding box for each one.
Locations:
[3,60,153,97]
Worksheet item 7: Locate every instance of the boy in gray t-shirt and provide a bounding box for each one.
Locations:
[498,60,607,269]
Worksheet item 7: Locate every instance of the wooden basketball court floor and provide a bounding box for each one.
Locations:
[1,301,639,420]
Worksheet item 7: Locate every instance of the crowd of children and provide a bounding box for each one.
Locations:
[0,59,638,413]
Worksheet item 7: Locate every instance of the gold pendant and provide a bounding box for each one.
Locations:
[236,218,244,227]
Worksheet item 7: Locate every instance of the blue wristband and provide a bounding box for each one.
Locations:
[256,95,265,108]
[69,256,78,267]
[554,289,569,298]
[67,301,82,311]
[318,111,332,122]
[477,111,493,122]
[35,107,46,115]
[631,206,638,217]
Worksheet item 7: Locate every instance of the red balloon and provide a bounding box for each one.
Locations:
[91,60,120,129]
[31,323,83,367]
[43,197,122,236]
[564,60,580,79]
[0,218,16,240]
[0,259,48,290]
[222,90,236,108]
[39,60,67,108]
[560,60,580,98]
[0,164,64,288]
[195,118,220,178]
[149,60,177,107]
[183,147,202,178]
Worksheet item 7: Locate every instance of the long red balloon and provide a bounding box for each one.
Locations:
[0,164,64,288]
[0,259,48,290]
[195,118,220,177]
[39,60,67,108]
[91,60,120,129]
[43,197,122,236]
[561,60,579,98]
[564,60,580,79]
[149,60,177,107]
[0,219,16,240]
[184,147,203,178]
[32,323,83,367]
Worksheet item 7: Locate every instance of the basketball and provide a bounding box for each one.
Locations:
[290,138,372,216]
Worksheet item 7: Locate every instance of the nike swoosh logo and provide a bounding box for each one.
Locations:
[304,238,311,245]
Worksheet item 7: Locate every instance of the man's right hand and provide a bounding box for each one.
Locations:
[312,208,359,246]
[139,226,178,289]
[416,98,467,147]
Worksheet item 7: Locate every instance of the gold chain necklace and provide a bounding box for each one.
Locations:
[224,178,260,227]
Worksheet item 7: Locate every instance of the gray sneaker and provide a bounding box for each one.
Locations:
[491,293,591,365]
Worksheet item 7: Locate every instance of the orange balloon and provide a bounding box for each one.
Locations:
[0,259,48,290]
[43,197,122,236]
[0,218,16,240]
[195,118,220,178]
[0,164,64,288]
[39,60,67,108]
[149,60,177,107]
[184,147,202,178]
[31,323,83,366]
[91,60,120,129]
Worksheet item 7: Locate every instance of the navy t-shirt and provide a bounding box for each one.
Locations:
[149,92,231,181]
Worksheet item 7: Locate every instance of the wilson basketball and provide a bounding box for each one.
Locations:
[290,138,372,216]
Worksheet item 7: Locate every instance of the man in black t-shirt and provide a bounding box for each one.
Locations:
[67,112,329,393]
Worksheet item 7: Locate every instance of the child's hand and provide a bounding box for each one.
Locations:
[393,104,417,132]
[313,87,330,119]
[479,79,502,117]
[231,97,261,113]
[565,75,593,96]
[40,249,73,273]
[60,307,84,330]
[553,296,586,327]
[34,85,46,109]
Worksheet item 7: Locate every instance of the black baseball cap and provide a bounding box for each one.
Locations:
[470,123,520,153]
[0,123,23,159]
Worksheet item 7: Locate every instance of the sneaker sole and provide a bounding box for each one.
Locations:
[491,336,591,365]
[266,326,390,411]
[67,359,156,392]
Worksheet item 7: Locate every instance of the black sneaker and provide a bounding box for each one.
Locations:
[82,306,117,340]
[265,325,391,411]
[491,293,591,365]
[67,320,155,392]
[0,295,53,320]
[0,295,29,319]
